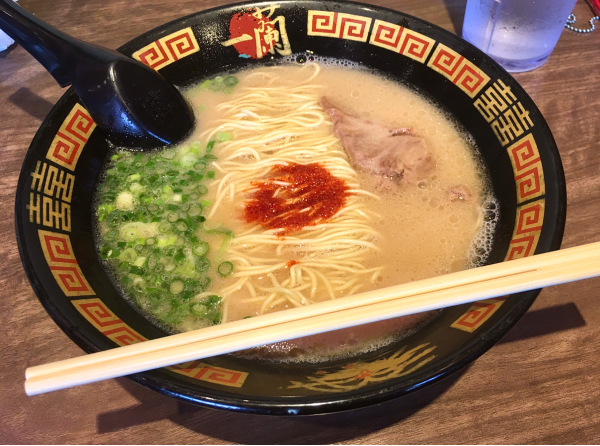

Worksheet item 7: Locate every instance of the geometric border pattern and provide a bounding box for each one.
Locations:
[133,27,200,70]
[306,11,491,99]
[46,104,96,172]
[38,230,95,296]
[504,199,545,261]
[72,298,147,345]
[368,19,435,63]
[307,10,372,42]
[506,134,545,204]
[70,298,249,387]
[427,43,490,98]
[169,361,248,387]
[450,298,506,333]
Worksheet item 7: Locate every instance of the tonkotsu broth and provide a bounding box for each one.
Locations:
[95,62,494,362]
[194,65,487,305]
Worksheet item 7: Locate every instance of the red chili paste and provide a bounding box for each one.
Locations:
[243,162,352,234]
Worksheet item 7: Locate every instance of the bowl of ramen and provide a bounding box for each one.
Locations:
[15,0,566,414]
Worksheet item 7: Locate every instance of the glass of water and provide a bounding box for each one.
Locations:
[462,0,577,72]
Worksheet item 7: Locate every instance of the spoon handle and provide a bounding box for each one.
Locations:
[0,0,78,86]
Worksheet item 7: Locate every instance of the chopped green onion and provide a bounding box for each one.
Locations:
[224,76,238,87]
[98,135,237,329]
[203,223,234,237]
[217,261,234,277]
[207,295,221,305]
[196,257,210,272]
[129,266,145,275]
[100,246,113,260]
[119,248,137,262]
[161,149,176,160]
[191,303,208,317]
[169,280,185,295]
[147,256,157,270]
[199,276,211,289]
[209,81,222,92]
[193,241,209,257]
[188,204,202,217]
[130,183,144,194]
[216,132,231,142]
[173,250,186,263]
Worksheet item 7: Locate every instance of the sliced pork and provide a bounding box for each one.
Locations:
[320,97,436,184]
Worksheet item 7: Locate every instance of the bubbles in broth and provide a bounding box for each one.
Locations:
[94,61,497,363]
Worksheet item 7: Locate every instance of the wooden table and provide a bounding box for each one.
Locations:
[2,0,599,443]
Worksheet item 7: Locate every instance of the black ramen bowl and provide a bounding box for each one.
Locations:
[15,0,566,415]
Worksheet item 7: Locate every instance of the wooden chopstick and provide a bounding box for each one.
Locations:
[26,240,600,380]
[24,241,600,396]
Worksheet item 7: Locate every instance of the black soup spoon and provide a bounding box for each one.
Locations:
[0,0,195,148]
